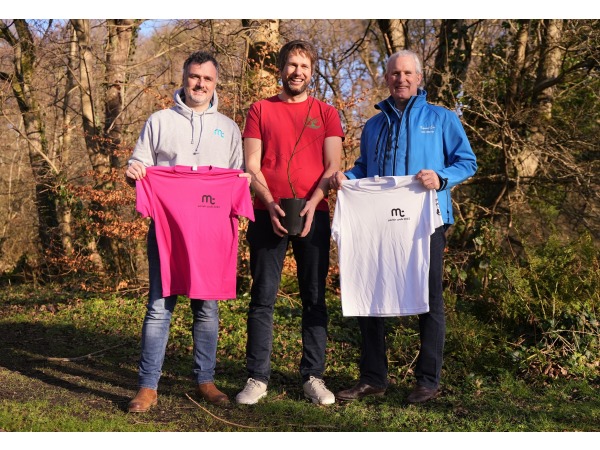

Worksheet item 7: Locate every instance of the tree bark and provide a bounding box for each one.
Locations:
[534,20,564,121]
[0,20,67,266]
[105,19,138,169]
[427,19,474,106]
[377,19,407,55]
[71,19,110,178]
[55,25,79,256]
[506,20,529,114]
[241,19,280,101]
[514,20,565,180]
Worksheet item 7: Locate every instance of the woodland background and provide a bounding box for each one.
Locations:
[0,19,599,381]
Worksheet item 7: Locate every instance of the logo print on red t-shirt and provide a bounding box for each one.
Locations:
[305,116,322,129]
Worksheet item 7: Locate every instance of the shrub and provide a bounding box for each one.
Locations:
[467,222,600,380]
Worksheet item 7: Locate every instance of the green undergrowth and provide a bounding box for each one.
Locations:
[0,281,598,433]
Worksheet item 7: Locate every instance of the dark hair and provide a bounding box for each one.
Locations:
[277,40,317,73]
[183,51,219,77]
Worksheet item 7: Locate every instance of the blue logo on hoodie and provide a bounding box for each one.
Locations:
[214,129,224,138]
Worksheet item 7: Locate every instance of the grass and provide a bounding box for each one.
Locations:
[0,280,598,435]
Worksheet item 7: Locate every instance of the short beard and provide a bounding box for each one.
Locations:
[282,79,309,97]
[183,87,209,107]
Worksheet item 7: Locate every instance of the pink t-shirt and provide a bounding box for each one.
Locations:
[136,165,254,300]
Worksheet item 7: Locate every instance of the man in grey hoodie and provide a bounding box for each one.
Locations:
[125,51,245,412]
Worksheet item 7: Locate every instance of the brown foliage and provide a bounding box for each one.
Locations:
[1,19,599,286]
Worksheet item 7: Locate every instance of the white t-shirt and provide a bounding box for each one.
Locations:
[331,176,444,316]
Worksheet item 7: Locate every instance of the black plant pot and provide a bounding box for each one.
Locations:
[279,198,307,236]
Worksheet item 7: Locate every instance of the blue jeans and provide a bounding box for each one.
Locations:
[245,210,330,384]
[138,222,219,389]
[358,225,447,389]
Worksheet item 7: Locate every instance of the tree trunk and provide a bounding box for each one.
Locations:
[377,19,407,55]
[427,19,474,106]
[513,20,564,181]
[105,19,138,169]
[71,19,110,177]
[55,25,79,256]
[105,19,140,277]
[66,19,108,272]
[0,20,68,268]
[70,19,141,277]
[534,20,564,122]
[506,20,529,114]
[241,19,280,102]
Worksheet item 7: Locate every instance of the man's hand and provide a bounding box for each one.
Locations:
[238,172,251,186]
[298,199,318,237]
[125,161,147,186]
[267,202,287,237]
[330,171,348,190]
[415,169,440,190]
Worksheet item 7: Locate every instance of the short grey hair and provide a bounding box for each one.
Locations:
[386,50,422,75]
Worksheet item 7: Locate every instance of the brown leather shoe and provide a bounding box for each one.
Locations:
[406,384,439,403]
[128,387,157,413]
[336,382,386,401]
[197,382,230,406]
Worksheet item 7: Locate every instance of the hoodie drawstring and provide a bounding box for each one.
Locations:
[190,112,195,144]
[192,112,204,155]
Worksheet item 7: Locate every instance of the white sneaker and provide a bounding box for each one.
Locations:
[235,378,267,405]
[303,376,335,405]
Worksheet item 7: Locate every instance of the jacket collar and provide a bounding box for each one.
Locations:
[375,88,427,116]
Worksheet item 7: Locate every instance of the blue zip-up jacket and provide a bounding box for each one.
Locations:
[345,89,477,225]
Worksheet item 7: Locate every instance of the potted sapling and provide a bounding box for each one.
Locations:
[278,99,316,235]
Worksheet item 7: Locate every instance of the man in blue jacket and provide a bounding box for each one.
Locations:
[331,50,477,403]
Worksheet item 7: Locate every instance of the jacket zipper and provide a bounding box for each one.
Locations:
[403,96,416,175]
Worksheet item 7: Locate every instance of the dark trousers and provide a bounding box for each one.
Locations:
[358,226,447,389]
[245,209,330,384]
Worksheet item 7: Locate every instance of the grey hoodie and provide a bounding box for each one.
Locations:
[129,88,243,170]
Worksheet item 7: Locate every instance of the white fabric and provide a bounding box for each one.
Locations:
[331,176,444,316]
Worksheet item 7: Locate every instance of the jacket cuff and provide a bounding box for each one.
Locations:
[436,174,448,191]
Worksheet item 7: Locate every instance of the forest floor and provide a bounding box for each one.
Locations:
[1,282,599,439]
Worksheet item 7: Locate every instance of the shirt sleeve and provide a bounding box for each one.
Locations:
[242,102,261,140]
[128,117,157,167]
[331,190,343,244]
[428,190,444,233]
[437,111,477,190]
[229,125,244,170]
[323,103,345,139]
[230,176,255,221]
[135,174,154,218]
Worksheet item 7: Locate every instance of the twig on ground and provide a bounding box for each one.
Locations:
[185,393,338,430]
[37,343,127,362]
[185,393,266,430]
[402,352,419,382]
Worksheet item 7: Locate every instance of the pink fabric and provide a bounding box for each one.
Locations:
[136,165,254,300]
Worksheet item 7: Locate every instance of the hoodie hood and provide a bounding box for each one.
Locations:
[173,88,219,118]
[173,88,219,146]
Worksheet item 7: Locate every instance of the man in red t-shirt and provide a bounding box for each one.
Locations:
[236,40,344,406]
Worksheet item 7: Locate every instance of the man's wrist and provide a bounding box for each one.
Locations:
[436,174,448,191]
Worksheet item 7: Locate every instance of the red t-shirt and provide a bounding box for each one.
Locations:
[243,95,344,211]
[136,166,254,300]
